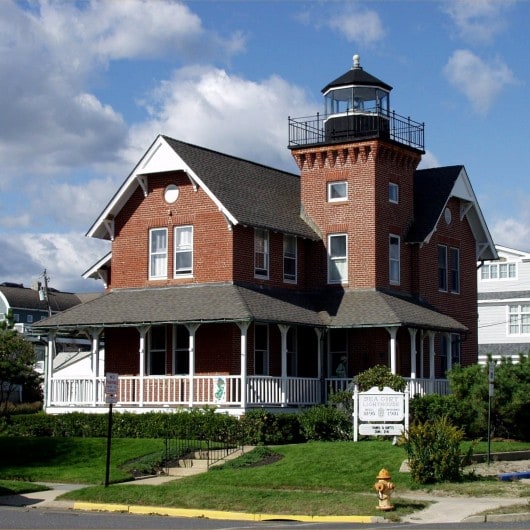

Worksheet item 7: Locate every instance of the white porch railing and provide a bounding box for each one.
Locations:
[47,375,448,409]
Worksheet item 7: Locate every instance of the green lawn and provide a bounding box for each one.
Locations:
[1,437,530,518]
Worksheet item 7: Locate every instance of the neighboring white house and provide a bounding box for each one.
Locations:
[478,245,530,364]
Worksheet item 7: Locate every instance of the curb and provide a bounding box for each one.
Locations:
[466,512,530,523]
[73,501,385,523]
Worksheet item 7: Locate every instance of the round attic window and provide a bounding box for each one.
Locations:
[444,207,452,225]
[164,184,179,204]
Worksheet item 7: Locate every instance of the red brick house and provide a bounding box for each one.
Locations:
[34,56,496,414]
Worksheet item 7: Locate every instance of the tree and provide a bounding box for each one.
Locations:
[354,364,407,392]
[0,312,42,412]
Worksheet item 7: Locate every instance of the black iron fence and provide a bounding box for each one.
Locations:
[288,110,424,152]
[163,430,243,473]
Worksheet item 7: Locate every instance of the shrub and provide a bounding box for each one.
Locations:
[298,405,352,441]
[403,416,470,484]
[239,409,302,444]
[354,365,406,392]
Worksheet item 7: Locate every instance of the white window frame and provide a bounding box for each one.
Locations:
[450,247,460,294]
[283,234,297,283]
[438,244,448,292]
[389,234,400,285]
[508,304,530,335]
[389,182,399,204]
[254,228,269,278]
[174,225,193,277]
[328,181,348,202]
[480,262,517,281]
[254,323,269,375]
[328,233,348,284]
[149,228,168,280]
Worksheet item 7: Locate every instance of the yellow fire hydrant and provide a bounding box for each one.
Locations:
[374,468,395,511]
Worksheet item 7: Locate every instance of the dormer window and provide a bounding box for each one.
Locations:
[328,181,348,202]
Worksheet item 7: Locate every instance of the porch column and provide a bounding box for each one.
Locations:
[314,328,325,404]
[185,324,200,408]
[385,326,399,374]
[238,322,250,409]
[445,332,452,373]
[90,328,103,406]
[44,331,56,409]
[408,328,418,379]
[137,326,150,407]
[419,330,425,378]
[427,331,436,393]
[278,324,290,407]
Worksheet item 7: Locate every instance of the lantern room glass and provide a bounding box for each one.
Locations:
[324,86,389,116]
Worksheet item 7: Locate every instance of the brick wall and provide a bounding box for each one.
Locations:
[110,171,234,289]
[293,140,421,290]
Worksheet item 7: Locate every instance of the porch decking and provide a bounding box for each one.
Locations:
[45,375,449,413]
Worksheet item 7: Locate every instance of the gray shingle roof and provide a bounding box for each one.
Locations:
[406,165,463,243]
[0,285,86,314]
[162,137,319,240]
[31,284,466,333]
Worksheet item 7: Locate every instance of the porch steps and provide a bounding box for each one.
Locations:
[166,446,253,478]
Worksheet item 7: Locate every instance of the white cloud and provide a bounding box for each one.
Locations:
[126,65,316,171]
[491,217,530,253]
[327,9,385,46]
[418,150,440,170]
[0,231,109,293]
[443,50,517,115]
[443,0,515,44]
[0,0,245,186]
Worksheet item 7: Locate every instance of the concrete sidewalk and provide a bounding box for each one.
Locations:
[1,479,529,524]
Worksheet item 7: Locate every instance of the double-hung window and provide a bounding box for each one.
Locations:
[438,245,448,292]
[174,226,193,276]
[508,304,530,335]
[389,234,400,285]
[254,229,269,278]
[149,228,168,279]
[283,234,297,283]
[328,234,347,284]
[450,247,460,293]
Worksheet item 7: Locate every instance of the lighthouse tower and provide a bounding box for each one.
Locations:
[289,55,424,292]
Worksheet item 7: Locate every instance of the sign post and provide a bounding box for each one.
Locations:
[104,373,119,487]
[487,362,495,465]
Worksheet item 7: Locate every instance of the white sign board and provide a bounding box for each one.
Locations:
[359,423,404,436]
[358,388,405,421]
[353,386,409,442]
[105,373,119,402]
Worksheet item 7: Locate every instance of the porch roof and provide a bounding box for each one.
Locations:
[322,289,467,332]
[31,283,466,334]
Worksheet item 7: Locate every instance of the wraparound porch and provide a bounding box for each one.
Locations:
[45,374,449,414]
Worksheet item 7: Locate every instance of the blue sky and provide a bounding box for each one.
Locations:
[0,0,528,292]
